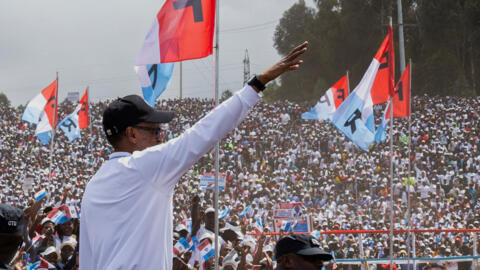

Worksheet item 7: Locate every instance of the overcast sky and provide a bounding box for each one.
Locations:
[0,0,315,106]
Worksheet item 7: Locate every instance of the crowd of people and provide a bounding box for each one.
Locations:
[0,91,479,269]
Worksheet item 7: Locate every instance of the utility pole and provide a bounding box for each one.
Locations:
[243,49,250,85]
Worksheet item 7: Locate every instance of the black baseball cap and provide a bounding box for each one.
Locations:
[102,95,175,136]
[0,204,26,235]
[275,234,333,261]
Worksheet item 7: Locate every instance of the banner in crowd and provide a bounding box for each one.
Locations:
[273,202,310,233]
[302,74,349,121]
[199,172,225,190]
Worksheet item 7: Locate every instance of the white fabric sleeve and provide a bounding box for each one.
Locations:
[130,86,260,191]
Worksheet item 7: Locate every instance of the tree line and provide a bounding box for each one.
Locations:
[264,0,480,102]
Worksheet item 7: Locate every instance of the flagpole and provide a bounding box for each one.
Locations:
[388,16,394,270]
[213,0,220,269]
[87,86,93,167]
[180,62,183,98]
[407,59,413,269]
[48,72,58,183]
[346,70,350,95]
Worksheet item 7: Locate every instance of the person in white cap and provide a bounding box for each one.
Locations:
[80,42,309,270]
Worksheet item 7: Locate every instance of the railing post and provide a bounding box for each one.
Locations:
[412,233,416,270]
[473,232,478,270]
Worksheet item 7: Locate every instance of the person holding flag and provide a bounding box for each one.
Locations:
[80,40,309,269]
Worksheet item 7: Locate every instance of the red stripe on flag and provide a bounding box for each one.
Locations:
[371,26,395,105]
[157,0,216,63]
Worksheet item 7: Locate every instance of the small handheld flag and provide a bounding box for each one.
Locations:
[238,205,250,218]
[173,237,191,256]
[198,239,215,261]
[34,189,47,202]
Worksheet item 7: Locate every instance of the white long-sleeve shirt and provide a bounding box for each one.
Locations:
[80,86,260,270]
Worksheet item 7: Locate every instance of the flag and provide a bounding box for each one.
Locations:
[34,189,47,202]
[22,79,58,145]
[253,218,263,237]
[280,220,291,232]
[173,237,191,256]
[198,239,215,261]
[387,63,411,118]
[59,205,79,219]
[370,26,395,104]
[135,0,215,106]
[27,257,56,270]
[332,28,394,151]
[135,0,216,65]
[78,88,89,129]
[374,99,391,145]
[238,205,250,218]
[46,208,68,224]
[58,89,89,142]
[135,64,174,107]
[219,207,231,220]
[302,74,349,121]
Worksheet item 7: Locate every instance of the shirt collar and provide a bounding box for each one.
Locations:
[109,152,131,160]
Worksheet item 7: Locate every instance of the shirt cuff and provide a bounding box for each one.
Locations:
[238,85,261,107]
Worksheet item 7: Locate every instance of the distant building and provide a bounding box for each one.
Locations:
[67,92,80,103]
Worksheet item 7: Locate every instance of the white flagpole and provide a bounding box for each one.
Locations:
[48,72,58,183]
[346,70,350,95]
[407,59,413,269]
[388,16,394,270]
[214,0,220,269]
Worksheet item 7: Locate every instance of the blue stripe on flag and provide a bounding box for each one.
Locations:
[36,131,51,145]
[331,93,375,151]
[59,114,81,142]
[137,63,174,107]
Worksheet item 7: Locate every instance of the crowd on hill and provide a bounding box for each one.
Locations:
[0,92,479,269]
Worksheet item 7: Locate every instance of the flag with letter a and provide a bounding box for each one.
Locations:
[387,63,410,118]
[135,0,216,106]
[302,74,349,121]
[370,26,395,105]
[332,27,394,151]
[135,0,216,65]
[22,79,58,145]
[59,88,89,142]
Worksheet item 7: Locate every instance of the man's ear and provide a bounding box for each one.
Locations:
[125,127,137,144]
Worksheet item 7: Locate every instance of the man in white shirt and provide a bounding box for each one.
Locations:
[80,42,308,269]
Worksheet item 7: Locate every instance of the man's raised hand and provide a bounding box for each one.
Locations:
[257,41,308,86]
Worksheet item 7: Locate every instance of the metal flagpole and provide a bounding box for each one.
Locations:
[48,72,59,183]
[407,59,413,270]
[213,0,220,269]
[86,87,93,166]
[180,62,183,98]
[388,16,394,270]
[346,70,350,96]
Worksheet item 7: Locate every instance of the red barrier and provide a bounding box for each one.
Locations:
[247,228,480,236]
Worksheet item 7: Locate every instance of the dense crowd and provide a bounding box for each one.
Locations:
[0,92,479,269]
